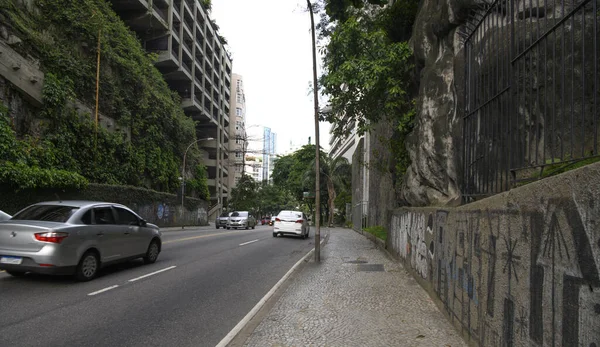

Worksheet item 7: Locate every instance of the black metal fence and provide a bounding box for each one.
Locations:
[463,0,599,200]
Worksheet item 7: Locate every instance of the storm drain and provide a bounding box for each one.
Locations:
[357,264,385,272]
[345,260,368,264]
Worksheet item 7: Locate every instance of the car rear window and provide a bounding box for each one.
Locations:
[11,205,79,222]
[231,211,248,217]
[278,211,303,219]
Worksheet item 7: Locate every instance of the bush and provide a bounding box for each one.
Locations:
[363,225,387,240]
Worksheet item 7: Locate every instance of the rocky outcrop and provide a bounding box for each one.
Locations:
[401,0,598,206]
[400,0,469,207]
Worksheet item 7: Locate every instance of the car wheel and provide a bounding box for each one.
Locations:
[227,227,230,230]
[252,224,255,229]
[216,226,220,229]
[245,226,249,230]
[143,239,160,264]
[6,270,26,277]
[75,251,100,282]
[273,233,277,237]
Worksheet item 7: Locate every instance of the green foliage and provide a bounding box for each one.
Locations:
[255,182,298,217]
[0,0,206,195]
[363,225,387,241]
[186,165,210,201]
[0,101,88,190]
[319,3,417,182]
[321,16,414,137]
[272,145,327,203]
[322,0,388,22]
[229,174,259,212]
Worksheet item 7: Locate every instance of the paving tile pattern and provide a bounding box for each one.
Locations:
[243,228,467,347]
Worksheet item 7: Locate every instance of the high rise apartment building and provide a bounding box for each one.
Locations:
[109,0,232,216]
[262,127,277,182]
[228,74,247,188]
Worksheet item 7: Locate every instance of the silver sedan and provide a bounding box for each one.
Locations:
[0,201,162,281]
[0,210,10,221]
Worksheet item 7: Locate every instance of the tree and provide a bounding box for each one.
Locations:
[271,145,327,203]
[255,182,298,217]
[304,154,351,226]
[317,0,420,183]
[229,174,258,212]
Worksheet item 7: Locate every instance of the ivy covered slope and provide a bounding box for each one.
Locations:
[0,0,207,196]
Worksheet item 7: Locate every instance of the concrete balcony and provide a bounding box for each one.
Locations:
[109,0,168,33]
[203,158,217,167]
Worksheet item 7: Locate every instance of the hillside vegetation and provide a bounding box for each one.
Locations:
[0,0,208,198]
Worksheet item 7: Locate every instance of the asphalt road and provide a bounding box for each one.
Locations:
[0,224,315,347]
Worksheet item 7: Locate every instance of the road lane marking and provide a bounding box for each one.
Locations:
[128,265,176,282]
[163,230,250,244]
[88,285,119,296]
[239,239,259,246]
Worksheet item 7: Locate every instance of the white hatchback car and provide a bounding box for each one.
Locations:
[272,210,310,239]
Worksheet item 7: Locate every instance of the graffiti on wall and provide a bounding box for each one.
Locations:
[390,212,430,279]
[389,197,600,347]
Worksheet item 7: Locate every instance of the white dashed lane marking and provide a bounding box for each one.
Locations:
[239,239,259,246]
[128,265,177,282]
[88,285,119,296]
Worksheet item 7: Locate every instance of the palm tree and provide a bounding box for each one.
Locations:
[304,154,351,227]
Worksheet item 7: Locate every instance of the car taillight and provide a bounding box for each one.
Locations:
[34,232,69,244]
[295,220,303,223]
[275,218,281,222]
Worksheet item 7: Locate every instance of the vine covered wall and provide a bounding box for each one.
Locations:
[0,0,208,196]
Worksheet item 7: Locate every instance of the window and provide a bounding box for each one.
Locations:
[81,210,92,225]
[236,94,243,103]
[115,207,140,226]
[94,207,115,225]
[231,211,248,217]
[236,108,242,116]
[235,151,241,158]
[12,205,79,222]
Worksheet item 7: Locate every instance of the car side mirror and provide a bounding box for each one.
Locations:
[140,220,147,227]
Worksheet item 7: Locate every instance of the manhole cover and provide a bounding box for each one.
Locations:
[357,264,384,272]
[345,260,368,264]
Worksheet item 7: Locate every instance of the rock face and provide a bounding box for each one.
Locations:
[402,0,598,206]
[400,0,468,207]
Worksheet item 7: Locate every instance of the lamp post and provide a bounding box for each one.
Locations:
[307,0,321,262]
[181,137,214,229]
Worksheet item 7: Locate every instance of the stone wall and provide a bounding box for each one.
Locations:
[0,184,209,227]
[387,162,600,346]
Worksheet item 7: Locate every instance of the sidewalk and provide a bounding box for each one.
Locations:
[242,228,466,347]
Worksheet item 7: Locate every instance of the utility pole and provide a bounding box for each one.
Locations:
[94,27,101,154]
[307,0,321,262]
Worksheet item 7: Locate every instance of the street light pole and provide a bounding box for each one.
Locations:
[181,137,214,229]
[307,0,321,262]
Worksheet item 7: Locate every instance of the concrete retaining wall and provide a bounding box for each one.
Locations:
[387,162,600,347]
[0,183,209,228]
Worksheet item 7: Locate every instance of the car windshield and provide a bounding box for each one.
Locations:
[278,211,302,219]
[11,205,79,223]
[231,211,248,217]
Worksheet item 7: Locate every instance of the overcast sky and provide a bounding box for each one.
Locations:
[211,0,331,154]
